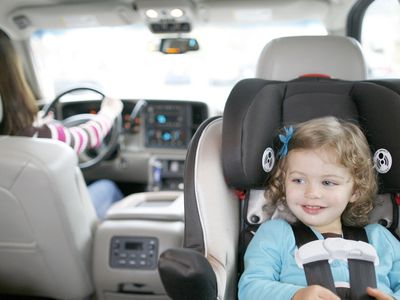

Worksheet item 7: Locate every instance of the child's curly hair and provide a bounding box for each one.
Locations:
[265,116,378,227]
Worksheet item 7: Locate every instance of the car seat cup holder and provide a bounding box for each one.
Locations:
[295,238,379,268]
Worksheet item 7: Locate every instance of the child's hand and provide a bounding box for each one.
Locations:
[292,285,340,300]
[367,287,394,300]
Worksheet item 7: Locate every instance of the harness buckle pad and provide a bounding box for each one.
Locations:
[295,238,379,268]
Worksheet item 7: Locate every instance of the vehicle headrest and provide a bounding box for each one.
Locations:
[256,36,367,81]
[222,78,400,193]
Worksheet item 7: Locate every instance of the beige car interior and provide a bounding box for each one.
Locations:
[0,0,391,299]
[0,131,183,300]
[256,35,367,81]
[0,35,376,300]
[0,136,97,299]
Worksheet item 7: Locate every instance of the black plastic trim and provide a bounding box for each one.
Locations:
[158,248,217,300]
[346,0,375,42]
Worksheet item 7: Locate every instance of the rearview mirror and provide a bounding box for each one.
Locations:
[159,38,199,54]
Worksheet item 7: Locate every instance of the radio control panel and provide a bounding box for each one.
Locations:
[110,236,158,269]
[144,101,208,149]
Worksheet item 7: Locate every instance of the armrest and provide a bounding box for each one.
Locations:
[106,191,183,221]
[158,248,217,300]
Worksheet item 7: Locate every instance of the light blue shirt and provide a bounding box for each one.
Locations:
[238,219,400,300]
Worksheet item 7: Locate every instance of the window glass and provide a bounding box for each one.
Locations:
[30,21,326,111]
[362,0,400,78]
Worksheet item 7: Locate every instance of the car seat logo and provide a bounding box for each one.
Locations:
[373,148,392,174]
[262,147,275,173]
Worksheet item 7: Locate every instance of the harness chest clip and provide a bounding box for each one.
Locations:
[295,237,379,268]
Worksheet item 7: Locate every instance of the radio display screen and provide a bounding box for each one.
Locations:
[125,242,143,251]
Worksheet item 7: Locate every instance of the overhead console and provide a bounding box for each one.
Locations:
[135,0,195,34]
[144,101,208,149]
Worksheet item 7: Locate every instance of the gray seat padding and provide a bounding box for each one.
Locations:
[0,136,97,299]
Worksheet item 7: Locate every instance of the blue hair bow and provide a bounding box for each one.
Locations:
[277,126,294,157]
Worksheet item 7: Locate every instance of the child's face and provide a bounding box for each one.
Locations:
[284,148,357,234]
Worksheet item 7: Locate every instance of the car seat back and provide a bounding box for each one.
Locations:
[0,136,98,299]
[228,77,400,300]
[159,77,400,300]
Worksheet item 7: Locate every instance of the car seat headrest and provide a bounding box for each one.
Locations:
[256,36,367,81]
[222,78,400,193]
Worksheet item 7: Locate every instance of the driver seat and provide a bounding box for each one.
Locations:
[0,131,98,299]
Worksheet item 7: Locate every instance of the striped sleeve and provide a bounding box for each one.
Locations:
[26,114,114,155]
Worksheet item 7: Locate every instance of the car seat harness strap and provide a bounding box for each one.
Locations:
[292,222,377,300]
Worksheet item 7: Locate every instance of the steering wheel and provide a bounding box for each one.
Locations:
[41,87,122,169]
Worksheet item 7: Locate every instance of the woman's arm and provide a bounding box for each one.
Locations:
[23,97,123,154]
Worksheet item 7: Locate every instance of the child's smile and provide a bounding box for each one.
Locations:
[284,148,358,234]
[302,205,326,215]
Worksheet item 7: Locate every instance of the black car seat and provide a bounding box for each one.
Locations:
[158,36,400,300]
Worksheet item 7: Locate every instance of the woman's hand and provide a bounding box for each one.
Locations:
[34,110,54,126]
[367,287,394,300]
[292,285,340,300]
[99,97,123,121]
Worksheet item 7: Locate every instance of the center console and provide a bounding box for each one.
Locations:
[93,191,184,300]
[148,156,185,192]
[89,101,208,299]
[144,101,207,149]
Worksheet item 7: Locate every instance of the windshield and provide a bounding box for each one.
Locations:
[30,21,326,111]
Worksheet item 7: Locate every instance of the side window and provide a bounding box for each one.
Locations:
[362,0,400,78]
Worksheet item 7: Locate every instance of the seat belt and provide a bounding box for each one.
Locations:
[292,222,377,300]
[292,223,336,294]
[343,226,377,300]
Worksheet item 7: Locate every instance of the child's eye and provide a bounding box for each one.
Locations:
[292,178,305,184]
[322,180,337,186]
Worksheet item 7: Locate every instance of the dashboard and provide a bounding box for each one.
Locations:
[145,102,189,149]
[60,99,208,149]
[58,99,209,192]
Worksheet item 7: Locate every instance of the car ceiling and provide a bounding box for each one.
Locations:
[0,0,357,39]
